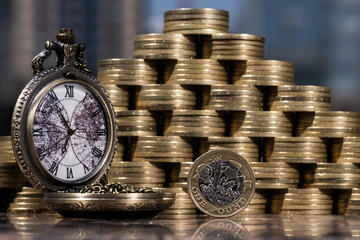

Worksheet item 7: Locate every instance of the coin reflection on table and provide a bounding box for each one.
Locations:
[192,219,250,240]
[7,213,62,240]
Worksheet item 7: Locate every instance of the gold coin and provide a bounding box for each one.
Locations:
[188,149,255,217]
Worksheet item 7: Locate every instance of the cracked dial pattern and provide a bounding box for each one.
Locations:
[32,82,107,182]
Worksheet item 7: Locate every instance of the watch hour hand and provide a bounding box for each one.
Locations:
[61,128,77,156]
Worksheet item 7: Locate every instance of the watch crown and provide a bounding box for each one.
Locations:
[57,28,76,44]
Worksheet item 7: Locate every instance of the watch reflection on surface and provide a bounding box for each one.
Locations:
[32,82,107,182]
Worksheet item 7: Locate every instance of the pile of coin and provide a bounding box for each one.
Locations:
[211,34,265,60]
[164,110,225,137]
[168,162,193,189]
[7,187,55,214]
[163,8,229,34]
[135,84,196,110]
[232,190,267,215]
[331,137,360,163]
[208,137,260,162]
[131,136,193,163]
[133,34,196,60]
[156,187,197,220]
[97,59,158,86]
[205,85,263,111]
[113,137,125,162]
[279,188,333,215]
[0,136,29,212]
[231,60,294,86]
[102,85,129,112]
[346,188,360,216]
[116,110,157,136]
[265,137,327,163]
[334,189,352,214]
[251,162,300,189]
[296,111,360,137]
[164,59,227,85]
[107,161,165,188]
[269,85,331,112]
[305,163,360,189]
[230,111,292,137]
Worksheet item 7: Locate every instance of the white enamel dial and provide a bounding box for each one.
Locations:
[32,82,107,182]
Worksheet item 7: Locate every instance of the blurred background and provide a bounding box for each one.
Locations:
[1,0,360,135]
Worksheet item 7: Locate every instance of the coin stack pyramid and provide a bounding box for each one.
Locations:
[0,136,30,212]
[97,7,360,217]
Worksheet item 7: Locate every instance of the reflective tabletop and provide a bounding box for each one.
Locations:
[0,213,358,239]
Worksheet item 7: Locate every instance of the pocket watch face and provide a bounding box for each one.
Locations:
[32,81,108,183]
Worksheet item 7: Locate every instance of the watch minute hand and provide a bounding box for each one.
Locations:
[56,108,71,131]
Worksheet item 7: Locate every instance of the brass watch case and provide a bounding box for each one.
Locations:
[11,65,116,191]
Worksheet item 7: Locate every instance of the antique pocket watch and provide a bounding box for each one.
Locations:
[11,29,116,191]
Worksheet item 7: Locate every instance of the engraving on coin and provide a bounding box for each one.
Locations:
[188,149,255,217]
[198,160,244,206]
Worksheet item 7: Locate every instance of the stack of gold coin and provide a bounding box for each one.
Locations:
[116,110,157,136]
[269,85,331,112]
[205,85,263,111]
[107,162,165,188]
[156,188,197,220]
[208,137,260,163]
[133,34,196,59]
[135,84,196,110]
[282,215,338,238]
[102,85,129,112]
[112,137,125,162]
[164,110,225,137]
[159,162,197,220]
[232,60,294,86]
[251,162,300,189]
[97,59,158,85]
[296,111,360,137]
[331,137,360,163]
[164,59,227,85]
[334,189,352,214]
[269,189,287,214]
[131,136,193,163]
[0,136,29,189]
[346,188,360,216]
[163,8,229,34]
[211,34,265,60]
[307,163,360,189]
[232,190,267,215]
[7,187,55,214]
[265,137,327,163]
[279,188,333,215]
[230,111,292,137]
[169,162,193,189]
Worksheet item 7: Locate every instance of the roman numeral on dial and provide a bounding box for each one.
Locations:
[83,164,90,174]
[65,85,74,97]
[67,167,74,178]
[36,146,47,160]
[49,161,59,175]
[92,147,102,158]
